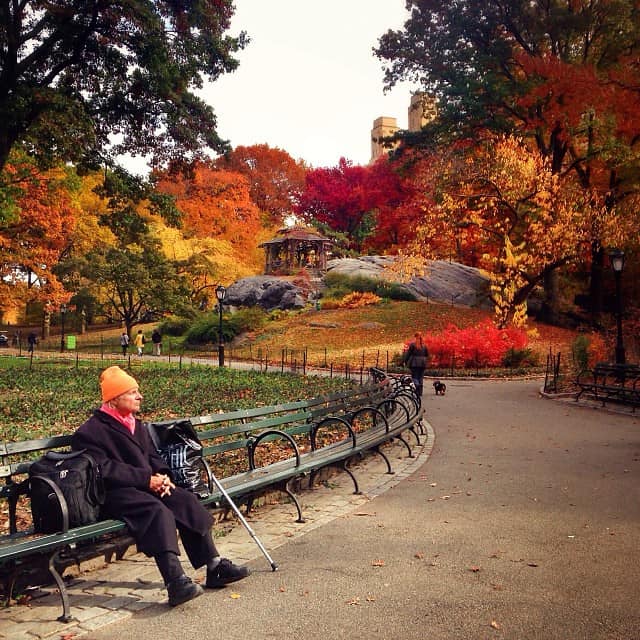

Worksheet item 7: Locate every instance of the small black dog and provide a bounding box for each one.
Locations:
[433,380,446,396]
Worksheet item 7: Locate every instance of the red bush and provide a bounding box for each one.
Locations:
[408,320,529,368]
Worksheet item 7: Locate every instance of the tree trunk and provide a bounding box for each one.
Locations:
[540,268,561,325]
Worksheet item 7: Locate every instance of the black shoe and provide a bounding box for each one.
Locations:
[205,558,250,589]
[167,575,204,606]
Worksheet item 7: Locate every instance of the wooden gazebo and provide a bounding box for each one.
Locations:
[259,226,332,275]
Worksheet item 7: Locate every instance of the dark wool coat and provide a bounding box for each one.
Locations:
[71,410,213,561]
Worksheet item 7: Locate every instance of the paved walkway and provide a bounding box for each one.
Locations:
[3,379,640,639]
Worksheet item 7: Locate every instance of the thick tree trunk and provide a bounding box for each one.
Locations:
[540,268,561,325]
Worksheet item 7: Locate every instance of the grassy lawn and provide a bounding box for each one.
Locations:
[0,362,354,441]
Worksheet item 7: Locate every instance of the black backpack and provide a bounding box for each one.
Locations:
[146,420,212,498]
[29,450,106,534]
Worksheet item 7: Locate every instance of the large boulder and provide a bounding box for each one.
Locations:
[225,276,306,311]
[327,257,491,308]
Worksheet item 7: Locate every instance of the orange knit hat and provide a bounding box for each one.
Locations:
[100,366,139,402]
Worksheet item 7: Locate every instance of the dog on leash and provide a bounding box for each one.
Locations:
[433,380,446,396]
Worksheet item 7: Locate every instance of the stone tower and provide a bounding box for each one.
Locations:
[370,92,436,163]
[370,116,399,163]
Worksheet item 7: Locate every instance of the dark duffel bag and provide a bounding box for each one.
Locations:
[29,449,105,534]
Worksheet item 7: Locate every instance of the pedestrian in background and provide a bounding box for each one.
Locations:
[134,330,145,357]
[120,331,130,357]
[402,332,429,404]
[151,329,162,356]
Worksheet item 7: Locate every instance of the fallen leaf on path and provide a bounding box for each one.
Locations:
[279,585,286,592]
[366,595,376,602]
[371,559,386,567]
[414,552,425,559]
[490,620,501,630]
[346,597,361,605]
[230,593,241,599]
[527,562,539,567]
[469,566,481,573]
[354,512,376,517]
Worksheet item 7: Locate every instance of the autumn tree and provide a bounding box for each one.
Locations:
[214,144,307,225]
[296,158,383,252]
[157,163,263,248]
[0,1,246,176]
[0,155,77,317]
[375,0,640,319]
[56,167,191,333]
[412,136,604,326]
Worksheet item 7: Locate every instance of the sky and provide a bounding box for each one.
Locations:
[198,0,418,168]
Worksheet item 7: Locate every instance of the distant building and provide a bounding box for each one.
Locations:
[370,92,436,163]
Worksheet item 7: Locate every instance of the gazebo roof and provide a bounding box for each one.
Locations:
[259,225,332,246]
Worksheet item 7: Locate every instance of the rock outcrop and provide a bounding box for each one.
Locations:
[225,276,306,311]
[226,257,491,311]
[327,257,491,308]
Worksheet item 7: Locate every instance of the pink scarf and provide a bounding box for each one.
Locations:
[100,403,136,434]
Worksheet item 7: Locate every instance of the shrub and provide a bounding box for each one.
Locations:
[421,320,529,368]
[184,314,222,345]
[323,272,416,302]
[502,347,538,368]
[226,307,268,334]
[571,333,607,371]
[158,316,192,337]
[184,308,269,345]
[337,292,382,309]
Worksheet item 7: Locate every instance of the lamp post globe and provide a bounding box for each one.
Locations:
[609,249,625,365]
[215,285,226,367]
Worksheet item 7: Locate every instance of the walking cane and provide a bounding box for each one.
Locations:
[209,472,278,572]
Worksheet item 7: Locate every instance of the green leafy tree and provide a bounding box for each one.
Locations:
[79,239,190,335]
[0,1,247,175]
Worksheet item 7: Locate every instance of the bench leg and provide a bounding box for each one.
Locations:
[395,434,414,458]
[283,479,305,523]
[373,445,394,475]
[2,569,18,608]
[49,549,73,623]
[340,460,361,495]
[409,425,422,445]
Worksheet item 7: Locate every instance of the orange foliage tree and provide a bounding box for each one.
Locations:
[0,158,77,315]
[214,144,307,225]
[157,164,262,249]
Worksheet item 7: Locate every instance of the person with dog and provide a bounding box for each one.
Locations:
[71,366,250,606]
[402,332,429,404]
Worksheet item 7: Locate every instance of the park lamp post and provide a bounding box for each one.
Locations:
[59,303,68,353]
[215,284,226,367]
[609,249,625,365]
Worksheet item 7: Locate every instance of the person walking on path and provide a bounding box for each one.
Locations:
[402,332,429,403]
[27,331,37,354]
[134,330,145,357]
[120,331,130,357]
[151,329,162,356]
[71,366,250,606]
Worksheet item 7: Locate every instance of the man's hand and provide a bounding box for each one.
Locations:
[150,473,176,497]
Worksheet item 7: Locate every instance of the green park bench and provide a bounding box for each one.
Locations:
[0,369,424,622]
[575,362,640,410]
